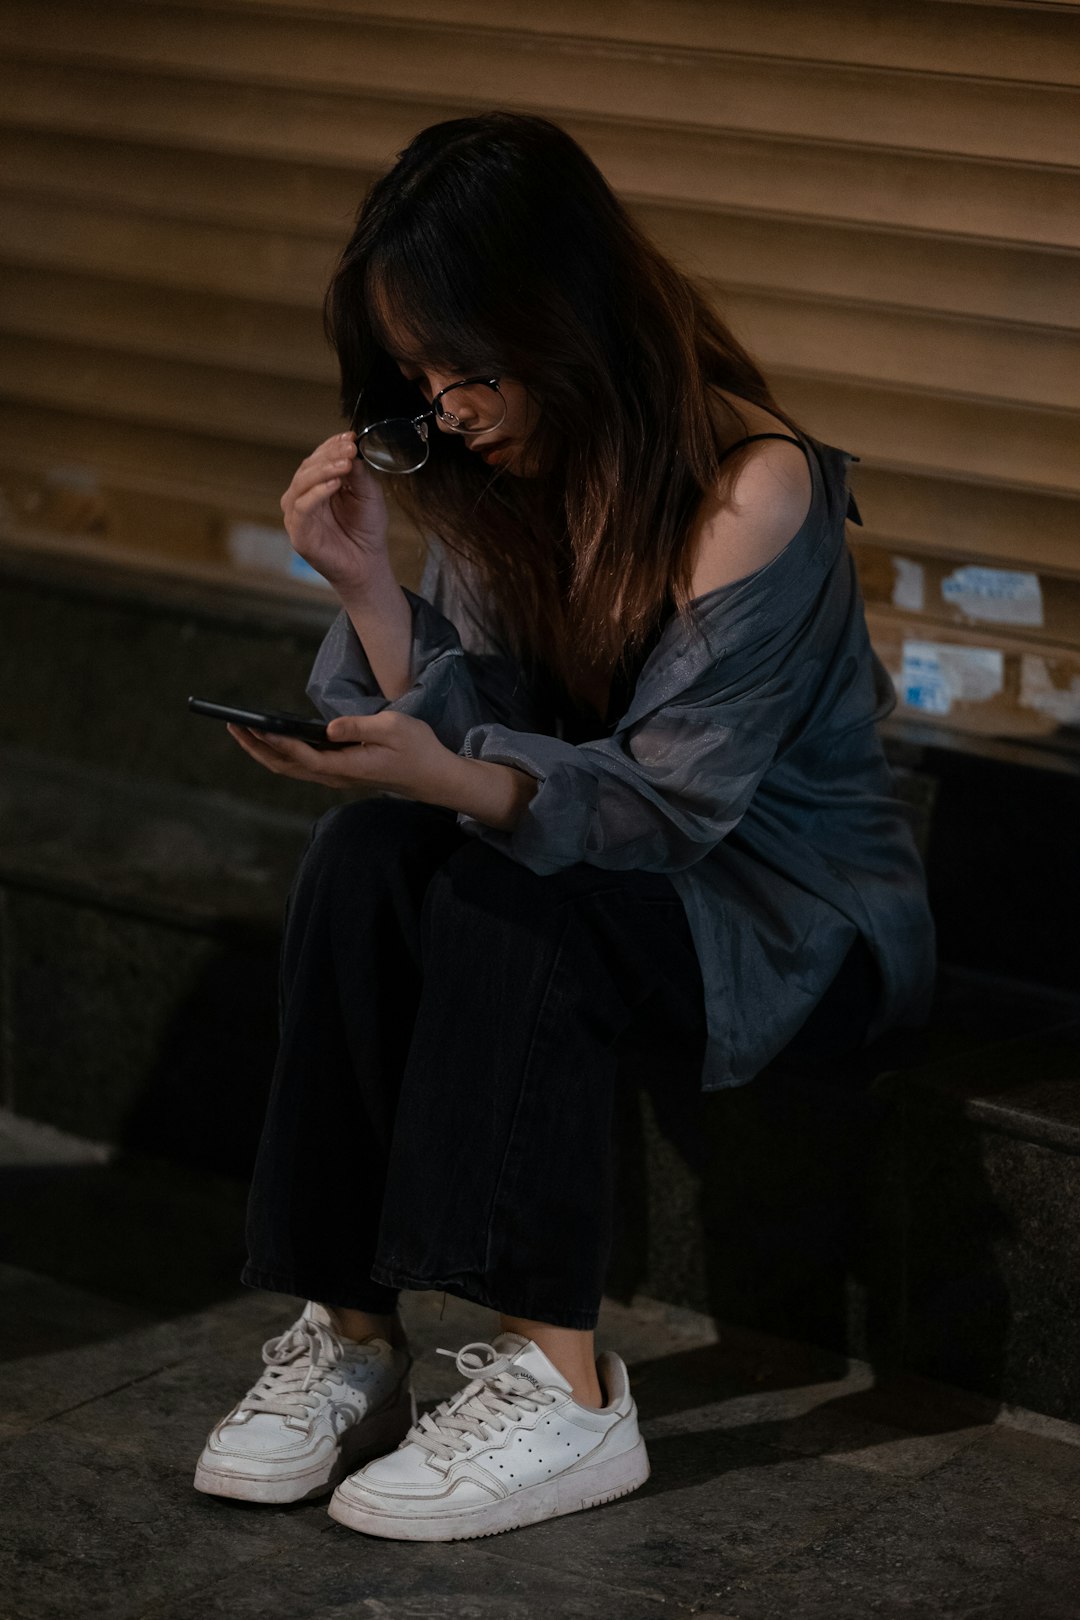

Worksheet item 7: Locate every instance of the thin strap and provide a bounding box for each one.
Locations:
[717,430,865,527]
[716,432,805,466]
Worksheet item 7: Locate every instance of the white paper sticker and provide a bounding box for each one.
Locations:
[289,552,334,588]
[901,640,1005,715]
[941,565,1043,627]
[226,520,333,588]
[891,557,925,613]
[1019,655,1080,726]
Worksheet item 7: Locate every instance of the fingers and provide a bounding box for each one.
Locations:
[290,477,344,518]
[226,723,327,778]
[296,431,356,474]
[227,724,359,790]
[281,433,359,518]
[226,723,272,762]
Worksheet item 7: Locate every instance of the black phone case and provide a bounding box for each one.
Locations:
[187,696,344,748]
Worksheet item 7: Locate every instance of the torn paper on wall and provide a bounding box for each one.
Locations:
[900,640,1005,716]
[891,557,925,613]
[940,565,1044,628]
[1019,655,1080,728]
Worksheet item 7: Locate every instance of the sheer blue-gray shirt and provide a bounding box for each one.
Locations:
[307,428,937,1092]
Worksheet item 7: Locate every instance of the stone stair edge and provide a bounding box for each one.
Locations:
[0,741,319,933]
[0,530,338,640]
[895,1012,1080,1156]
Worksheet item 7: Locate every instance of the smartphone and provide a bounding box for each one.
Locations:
[187,696,345,749]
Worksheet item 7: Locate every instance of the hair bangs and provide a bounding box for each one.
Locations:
[365,237,503,377]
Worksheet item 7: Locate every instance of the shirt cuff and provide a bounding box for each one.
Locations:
[456,723,596,876]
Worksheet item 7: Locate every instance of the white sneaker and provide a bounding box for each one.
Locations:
[194,1300,416,1504]
[326,1331,650,1541]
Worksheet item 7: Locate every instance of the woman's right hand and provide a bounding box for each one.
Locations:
[280,431,391,592]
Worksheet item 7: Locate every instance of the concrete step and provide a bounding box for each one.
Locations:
[0,536,340,816]
[0,743,312,1170]
[611,970,1080,1425]
[3,1137,1079,1620]
[5,737,1080,1422]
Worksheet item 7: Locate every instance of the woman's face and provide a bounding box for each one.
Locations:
[389,348,541,478]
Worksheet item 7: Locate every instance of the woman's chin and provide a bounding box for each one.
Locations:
[478,441,514,467]
[471,437,543,479]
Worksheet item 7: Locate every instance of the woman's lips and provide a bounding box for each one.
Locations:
[475,438,513,459]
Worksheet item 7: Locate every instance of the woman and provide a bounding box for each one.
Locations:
[194,111,936,1540]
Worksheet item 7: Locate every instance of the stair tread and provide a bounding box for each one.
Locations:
[900,1017,1080,1154]
[0,742,310,931]
[768,965,1080,1155]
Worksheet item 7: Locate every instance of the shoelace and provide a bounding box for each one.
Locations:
[405,1340,560,1466]
[235,1316,377,1425]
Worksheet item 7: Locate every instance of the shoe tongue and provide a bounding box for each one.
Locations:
[490,1332,574,1396]
[300,1301,386,1354]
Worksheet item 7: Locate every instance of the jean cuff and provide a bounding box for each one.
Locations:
[240,1261,401,1316]
[367,1262,600,1331]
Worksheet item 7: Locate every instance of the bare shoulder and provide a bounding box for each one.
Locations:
[686,434,813,600]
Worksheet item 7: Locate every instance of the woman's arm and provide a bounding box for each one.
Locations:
[232,439,862,844]
[685,438,811,595]
[336,557,415,701]
[306,536,544,751]
[439,752,541,831]
[225,708,543,830]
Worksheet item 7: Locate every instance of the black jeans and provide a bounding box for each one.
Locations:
[241,797,877,1331]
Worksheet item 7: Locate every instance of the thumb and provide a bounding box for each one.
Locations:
[325,715,374,744]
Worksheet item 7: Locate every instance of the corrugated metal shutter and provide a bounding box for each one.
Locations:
[0,0,1076,735]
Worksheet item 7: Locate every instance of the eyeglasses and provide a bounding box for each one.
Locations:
[350,376,507,474]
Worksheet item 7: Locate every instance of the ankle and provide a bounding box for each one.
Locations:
[571,1371,606,1410]
[498,1315,604,1409]
[323,1304,409,1351]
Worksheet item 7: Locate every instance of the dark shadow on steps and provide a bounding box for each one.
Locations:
[118,943,280,1181]
[0,1152,252,1356]
[606,964,1080,1428]
[0,937,285,1358]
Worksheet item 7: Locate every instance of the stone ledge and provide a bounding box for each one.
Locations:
[0,528,339,638]
[899,1018,1080,1156]
[0,742,313,937]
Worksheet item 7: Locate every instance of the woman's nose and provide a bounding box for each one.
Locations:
[427,380,457,432]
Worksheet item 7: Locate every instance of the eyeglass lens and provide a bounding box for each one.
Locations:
[359,418,430,474]
[358,381,506,474]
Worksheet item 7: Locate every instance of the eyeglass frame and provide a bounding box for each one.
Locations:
[349,375,507,473]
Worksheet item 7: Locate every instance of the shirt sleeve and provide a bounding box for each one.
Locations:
[305,536,543,752]
[455,668,790,877]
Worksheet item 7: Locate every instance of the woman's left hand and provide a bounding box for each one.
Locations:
[226,711,459,803]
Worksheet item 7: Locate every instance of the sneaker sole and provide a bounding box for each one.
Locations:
[326,1432,650,1540]
[194,1384,417,1505]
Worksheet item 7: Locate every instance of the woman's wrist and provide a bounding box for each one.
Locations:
[337,565,415,701]
[334,555,399,611]
[430,753,540,832]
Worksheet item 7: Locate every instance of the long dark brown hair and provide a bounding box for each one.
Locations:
[323,110,806,708]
